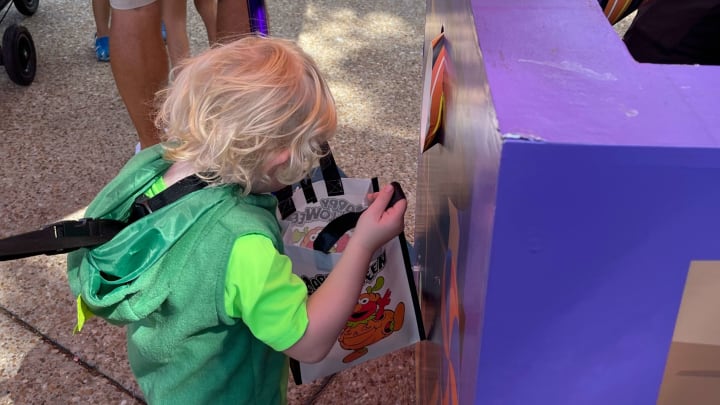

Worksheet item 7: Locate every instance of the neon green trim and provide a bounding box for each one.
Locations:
[74,295,94,334]
[144,176,166,197]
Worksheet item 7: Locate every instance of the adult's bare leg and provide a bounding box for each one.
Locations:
[92,0,111,38]
[161,0,191,67]
[110,2,168,149]
[194,0,218,45]
[216,0,251,44]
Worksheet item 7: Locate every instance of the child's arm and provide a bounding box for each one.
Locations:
[283,183,407,363]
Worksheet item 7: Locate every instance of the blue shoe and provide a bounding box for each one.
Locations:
[95,35,110,62]
[161,22,167,42]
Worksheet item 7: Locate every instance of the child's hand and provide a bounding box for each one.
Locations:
[353,183,407,253]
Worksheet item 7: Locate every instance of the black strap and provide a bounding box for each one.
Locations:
[275,185,296,220]
[275,142,344,219]
[128,174,208,223]
[312,211,362,253]
[299,177,317,204]
[0,219,127,261]
[0,174,209,261]
[312,181,405,253]
[319,143,344,197]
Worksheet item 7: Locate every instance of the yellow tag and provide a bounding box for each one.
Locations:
[74,295,94,334]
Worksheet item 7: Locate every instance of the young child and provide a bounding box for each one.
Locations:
[66,36,407,404]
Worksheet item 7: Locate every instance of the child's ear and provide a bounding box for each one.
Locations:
[272,149,291,167]
[267,149,292,171]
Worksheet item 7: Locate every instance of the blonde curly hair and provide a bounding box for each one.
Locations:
[155,35,337,194]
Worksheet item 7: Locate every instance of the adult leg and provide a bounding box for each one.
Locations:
[92,0,111,61]
[194,0,218,45]
[216,0,251,44]
[92,0,111,38]
[161,0,191,67]
[110,1,168,149]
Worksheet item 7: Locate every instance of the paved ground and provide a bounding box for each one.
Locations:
[0,0,423,403]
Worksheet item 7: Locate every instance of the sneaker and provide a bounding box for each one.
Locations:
[161,22,167,42]
[94,34,110,62]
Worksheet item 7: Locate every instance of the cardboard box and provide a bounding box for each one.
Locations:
[415,1,720,403]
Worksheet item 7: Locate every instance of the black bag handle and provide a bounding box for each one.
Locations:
[275,184,297,220]
[0,174,208,261]
[312,181,406,253]
[319,142,344,197]
[276,142,344,219]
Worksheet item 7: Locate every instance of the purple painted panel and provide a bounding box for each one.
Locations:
[657,64,720,137]
[476,141,720,404]
[417,0,720,403]
[472,0,720,148]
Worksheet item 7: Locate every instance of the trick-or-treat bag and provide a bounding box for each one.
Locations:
[275,145,425,384]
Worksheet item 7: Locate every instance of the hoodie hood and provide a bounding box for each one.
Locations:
[66,145,254,324]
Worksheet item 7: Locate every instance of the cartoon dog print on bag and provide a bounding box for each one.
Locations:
[338,276,406,363]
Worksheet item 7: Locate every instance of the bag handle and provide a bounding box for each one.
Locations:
[276,142,344,219]
[312,181,406,253]
[319,142,344,197]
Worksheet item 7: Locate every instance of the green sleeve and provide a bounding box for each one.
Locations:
[224,234,309,352]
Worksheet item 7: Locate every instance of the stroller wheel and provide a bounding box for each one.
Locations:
[2,24,37,86]
[12,0,39,16]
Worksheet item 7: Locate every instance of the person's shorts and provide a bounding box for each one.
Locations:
[109,0,157,10]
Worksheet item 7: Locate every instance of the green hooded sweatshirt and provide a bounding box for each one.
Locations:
[67,145,289,404]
